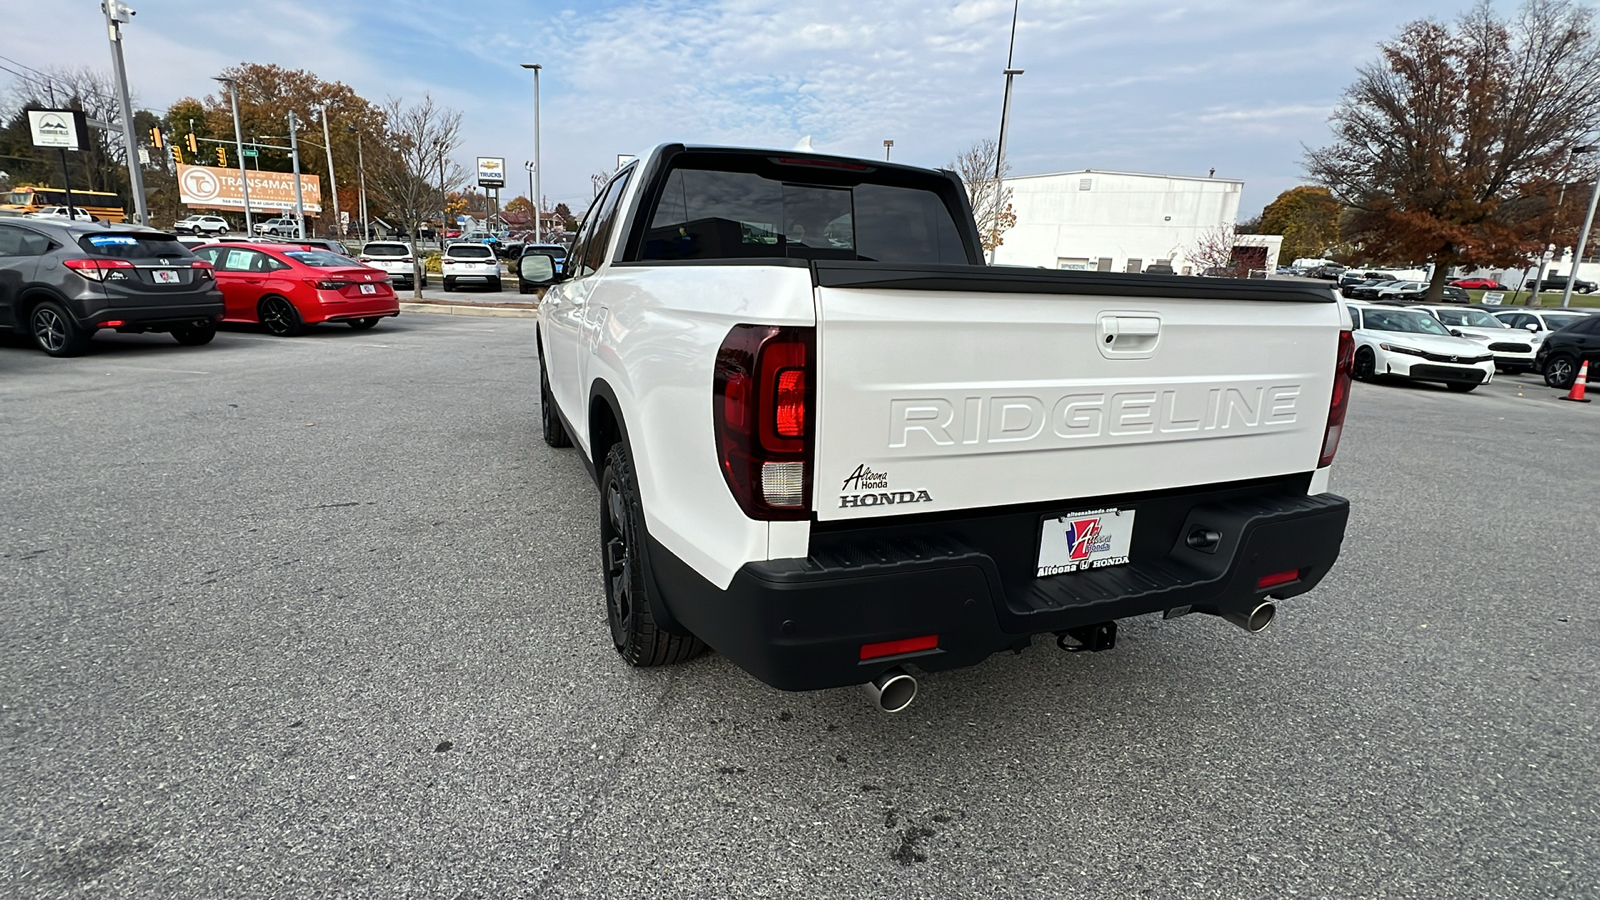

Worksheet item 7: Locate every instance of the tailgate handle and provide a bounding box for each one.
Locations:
[1098,314,1162,359]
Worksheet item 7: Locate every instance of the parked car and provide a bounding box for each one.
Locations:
[1533,314,1600,388]
[1413,304,1535,373]
[530,143,1355,705]
[1373,280,1429,300]
[441,242,501,291]
[515,243,568,294]
[0,219,223,356]
[28,206,96,222]
[191,241,398,336]
[1308,264,1346,280]
[1345,279,1400,300]
[174,215,230,237]
[1525,273,1597,294]
[1143,263,1175,275]
[287,238,352,256]
[1450,276,1504,290]
[1347,301,1496,391]
[356,241,425,288]
[253,217,298,238]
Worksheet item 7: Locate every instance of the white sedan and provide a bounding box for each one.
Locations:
[1346,302,1497,392]
[1412,305,1536,373]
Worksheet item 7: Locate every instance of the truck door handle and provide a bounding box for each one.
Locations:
[1097,313,1162,359]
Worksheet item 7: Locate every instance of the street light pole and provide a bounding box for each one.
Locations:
[525,160,536,240]
[989,0,1022,264]
[215,76,252,236]
[352,128,368,241]
[101,0,149,225]
[287,111,306,239]
[883,139,893,161]
[521,63,542,246]
[1562,144,1599,309]
[315,103,341,239]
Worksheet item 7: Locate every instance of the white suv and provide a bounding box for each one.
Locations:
[357,241,425,288]
[30,206,94,221]
[175,214,229,236]
[254,217,298,237]
[441,242,501,291]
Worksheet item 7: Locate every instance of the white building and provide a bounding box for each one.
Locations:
[991,168,1280,275]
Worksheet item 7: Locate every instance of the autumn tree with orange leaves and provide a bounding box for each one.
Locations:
[1307,0,1600,302]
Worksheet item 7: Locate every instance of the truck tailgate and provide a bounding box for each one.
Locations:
[812,267,1341,522]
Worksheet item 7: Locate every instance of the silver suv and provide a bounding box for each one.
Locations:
[253,217,298,237]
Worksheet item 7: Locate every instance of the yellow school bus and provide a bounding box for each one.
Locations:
[1,186,128,222]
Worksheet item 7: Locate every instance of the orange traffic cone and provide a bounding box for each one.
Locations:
[1562,360,1591,403]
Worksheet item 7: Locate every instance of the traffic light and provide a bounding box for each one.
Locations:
[170,145,182,166]
[149,127,163,149]
[184,133,197,154]
[216,147,226,167]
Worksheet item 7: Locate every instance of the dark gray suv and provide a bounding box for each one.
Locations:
[0,219,224,356]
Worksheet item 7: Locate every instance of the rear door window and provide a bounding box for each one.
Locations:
[76,233,193,259]
[0,224,51,256]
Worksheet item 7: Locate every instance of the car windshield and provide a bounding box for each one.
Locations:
[363,243,408,256]
[76,233,195,259]
[1546,315,1584,331]
[448,245,494,259]
[1435,309,1503,327]
[282,249,357,267]
[1362,308,1451,335]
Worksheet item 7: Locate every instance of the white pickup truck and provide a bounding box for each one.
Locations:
[523,144,1353,710]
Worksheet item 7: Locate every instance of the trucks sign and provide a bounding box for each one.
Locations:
[476,157,506,189]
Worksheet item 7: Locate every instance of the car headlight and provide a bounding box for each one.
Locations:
[1379,343,1426,356]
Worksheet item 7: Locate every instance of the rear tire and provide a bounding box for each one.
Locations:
[259,296,305,337]
[171,324,216,346]
[490,277,503,292]
[1544,354,1579,389]
[443,277,455,291]
[29,301,91,357]
[540,353,572,448]
[1353,347,1376,382]
[599,442,705,666]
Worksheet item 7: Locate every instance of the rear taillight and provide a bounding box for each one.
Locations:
[190,260,214,280]
[714,324,815,519]
[63,258,135,281]
[357,256,371,263]
[306,279,348,290]
[402,256,414,263]
[1319,330,1355,467]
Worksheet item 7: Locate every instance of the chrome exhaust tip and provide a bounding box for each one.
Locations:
[862,666,918,713]
[1222,601,1277,634]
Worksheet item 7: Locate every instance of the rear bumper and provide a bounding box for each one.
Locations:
[648,478,1350,692]
[84,299,225,332]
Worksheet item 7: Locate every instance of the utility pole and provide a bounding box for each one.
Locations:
[989,0,1022,264]
[215,76,252,235]
[521,63,543,246]
[1562,144,1599,309]
[101,0,149,225]
[352,127,368,242]
[287,111,306,239]
[315,103,341,239]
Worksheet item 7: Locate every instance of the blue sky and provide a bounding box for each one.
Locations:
[12,0,1487,215]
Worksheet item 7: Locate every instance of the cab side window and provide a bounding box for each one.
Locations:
[1348,307,1361,329]
[574,168,634,278]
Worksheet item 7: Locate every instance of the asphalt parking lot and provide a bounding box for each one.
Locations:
[3,316,1597,899]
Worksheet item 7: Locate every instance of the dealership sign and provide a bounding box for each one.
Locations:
[477,157,506,188]
[28,109,89,151]
[176,164,322,213]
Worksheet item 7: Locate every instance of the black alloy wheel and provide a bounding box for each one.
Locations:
[259,296,305,336]
[1544,355,1579,389]
[30,301,90,357]
[171,324,216,346]
[348,317,380,330]
[1352,347,1377,381]
[598,442,704,667]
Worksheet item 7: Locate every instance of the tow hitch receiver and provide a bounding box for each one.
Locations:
[1056,621,1117,653]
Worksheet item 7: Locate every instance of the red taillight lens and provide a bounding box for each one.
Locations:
[63,258,135,281]
[714,324,815,519]
[402,256,414,263]
[859,634,939,660]
[306,279,348,290]
[1319,330,1354,468]
[1257,568,1302,589]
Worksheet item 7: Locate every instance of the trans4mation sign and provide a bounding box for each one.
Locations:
[1035,508,1135,577]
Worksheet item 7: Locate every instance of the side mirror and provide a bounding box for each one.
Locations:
[1449,329,1463,337]
[519,254,558,285]
[1524,323,1538,332]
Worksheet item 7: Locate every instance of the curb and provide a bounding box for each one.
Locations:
[399,302,539,318]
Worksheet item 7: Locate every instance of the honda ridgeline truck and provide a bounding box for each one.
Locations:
[523,145,1353,710]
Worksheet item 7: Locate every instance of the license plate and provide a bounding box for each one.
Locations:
[1036,508,1135,577]
[153,269,181,284]
[359,284,377,294]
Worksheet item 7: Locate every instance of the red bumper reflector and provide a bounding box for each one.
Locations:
[101,320,124,327]
[1257,568,1302,589]
[859,634,939,661]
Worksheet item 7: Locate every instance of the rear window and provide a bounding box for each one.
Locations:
[363,243,408,257]
[282,250,356,267]
[638,157,969,264]
[447,244,494,259]
[76,233,194,259]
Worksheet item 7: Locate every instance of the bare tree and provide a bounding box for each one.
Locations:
[1306,0,1600,302]
[1187,224,1243,275]
[373,95,464,299]
[950,138,1017,254]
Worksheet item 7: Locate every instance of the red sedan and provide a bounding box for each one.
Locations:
[193,242,399,336]
[1450,277,1505,290]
